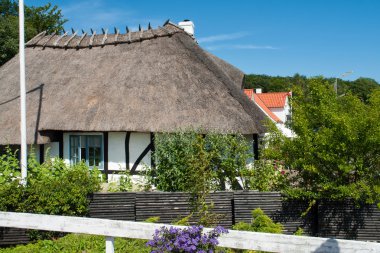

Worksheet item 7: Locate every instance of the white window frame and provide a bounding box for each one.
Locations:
[68,132,104,170]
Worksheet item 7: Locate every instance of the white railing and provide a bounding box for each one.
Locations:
[0,212,379,253]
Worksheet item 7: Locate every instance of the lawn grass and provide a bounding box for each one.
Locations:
[0,233,258,253]
[0,234,150,253]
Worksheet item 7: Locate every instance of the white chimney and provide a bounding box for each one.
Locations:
[255,88,262,94]
[178,19,195,36]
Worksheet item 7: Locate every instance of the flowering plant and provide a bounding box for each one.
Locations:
[146,225,228,253]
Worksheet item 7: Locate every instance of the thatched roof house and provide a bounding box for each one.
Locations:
[0,21,266,179]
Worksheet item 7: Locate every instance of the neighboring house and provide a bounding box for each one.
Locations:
[0,20,267,181]
[244,89,294,137]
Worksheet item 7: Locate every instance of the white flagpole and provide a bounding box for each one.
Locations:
[19,0,27,185]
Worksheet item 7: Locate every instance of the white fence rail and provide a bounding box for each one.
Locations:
[0,212,379,253]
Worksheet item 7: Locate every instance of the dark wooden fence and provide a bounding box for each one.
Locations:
[0,228,29,247]
[1,191,379,247]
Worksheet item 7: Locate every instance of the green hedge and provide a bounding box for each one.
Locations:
[0,147,102,216]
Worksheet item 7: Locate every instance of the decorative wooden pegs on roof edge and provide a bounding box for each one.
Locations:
[26,30,46,46]
[64,30,78,48]
[114,27,120,43]
[89,29,96,48]
[163,19,170,26]
[101,28,108,46]
[53,31,68,47]
[76,31,87,49]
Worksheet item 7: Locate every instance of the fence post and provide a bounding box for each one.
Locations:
[105,236,114,253]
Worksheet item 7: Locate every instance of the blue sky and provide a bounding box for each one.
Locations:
[29,0,380,82]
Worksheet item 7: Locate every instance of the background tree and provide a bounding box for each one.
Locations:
[0,0,66,65]
[265,78,380,203]
[244,73,379,102]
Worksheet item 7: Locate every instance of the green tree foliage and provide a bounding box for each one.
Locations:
[244,74,379,102]
[266,78,380,204]
[147,131,253,225]
[148,131,252,192]
[233,208,283,234]
[241,159,288,192]
[0,0,66,65]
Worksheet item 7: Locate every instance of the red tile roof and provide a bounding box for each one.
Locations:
[256,92,290,108]
[244,89,282,123]
[243,89,254,99]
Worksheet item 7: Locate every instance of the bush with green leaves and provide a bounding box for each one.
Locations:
[148,131,253,192]
[233,208,283,234]
[241,160,288,192]
[107,170,133,192]
[147,131,253,226]
[263,78,380,204]
[0,147,102,216]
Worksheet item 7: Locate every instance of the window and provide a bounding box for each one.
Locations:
[69,135,103,169]
[286,114,292,124]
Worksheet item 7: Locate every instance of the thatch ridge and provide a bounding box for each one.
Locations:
[26,23,187,49]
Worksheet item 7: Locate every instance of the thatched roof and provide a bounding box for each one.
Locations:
[0,22,267,145]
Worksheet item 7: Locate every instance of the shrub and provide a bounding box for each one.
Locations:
[148,131,253,192]
[107,170,133,192]
[241,160,288,192]
[233,208,283,234]
[0,148,102,217]
[146,225,228,253]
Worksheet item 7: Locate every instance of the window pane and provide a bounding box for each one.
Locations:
[87,136,102,168]
[70,136,80,165]
[88,136,101,147]
[81,147,87,163]
[70,135,103,169]
[94,147,101,166]
[81,136,86,148]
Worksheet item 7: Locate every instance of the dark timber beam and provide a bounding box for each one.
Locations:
[253,134,259,160]
[150,132,155,169]
[39,144,44,164]
[125,132,131,170]
[103,132,109,180]
[131,143,153,174]
[58,132,64,159]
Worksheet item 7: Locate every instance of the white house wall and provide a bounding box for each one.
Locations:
[108,132,127,171]
[271,108,286,123]
[128,132,151,171]
[108,132,152,172]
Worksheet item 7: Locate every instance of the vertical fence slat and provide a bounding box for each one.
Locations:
[105,236,114,253]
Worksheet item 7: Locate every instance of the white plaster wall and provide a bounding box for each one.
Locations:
[129,132,151,171]
[108,132,127,171]
[108,132,152,172]
[271,97,291,124]
[271,108,287,123]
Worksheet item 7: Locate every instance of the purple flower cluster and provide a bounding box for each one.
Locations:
[146,225,228,253]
